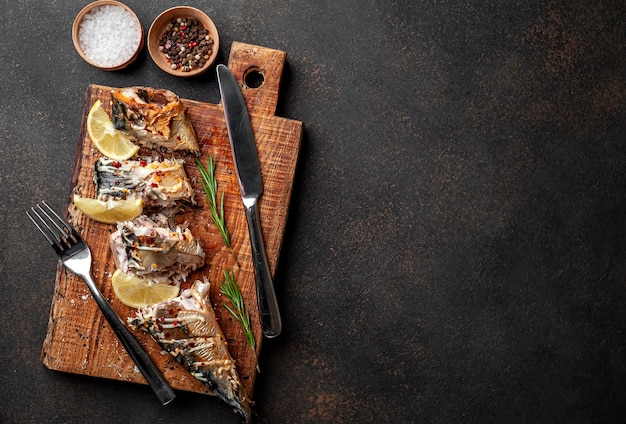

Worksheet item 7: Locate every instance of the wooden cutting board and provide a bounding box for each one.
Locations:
[41,42,302,400]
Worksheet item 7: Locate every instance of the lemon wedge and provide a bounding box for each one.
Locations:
[87,100,139,160]
[111,269,180,308]
[73,195,143,224]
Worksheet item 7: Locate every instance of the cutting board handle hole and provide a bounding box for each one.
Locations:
[243,66,264,89]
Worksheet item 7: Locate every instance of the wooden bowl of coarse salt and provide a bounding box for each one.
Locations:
[72,1,144,71]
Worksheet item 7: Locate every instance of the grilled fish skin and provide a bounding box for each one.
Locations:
[110,214,205,285]
[94,157,194,214]
[130,280,252,422]
[111,87,200,152]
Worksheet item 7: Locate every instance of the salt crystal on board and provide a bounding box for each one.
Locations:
[77,4,141,68]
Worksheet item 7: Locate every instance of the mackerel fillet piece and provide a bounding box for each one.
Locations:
[130,280,252,422]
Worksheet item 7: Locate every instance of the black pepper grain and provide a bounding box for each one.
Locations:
[159,17,213,72]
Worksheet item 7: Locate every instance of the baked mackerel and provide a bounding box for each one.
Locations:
[129,280,252,422]
[94,157,194,214]
[110,214,205,285]
[111,86,199,153]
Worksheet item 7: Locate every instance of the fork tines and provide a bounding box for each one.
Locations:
[28,201,80,255]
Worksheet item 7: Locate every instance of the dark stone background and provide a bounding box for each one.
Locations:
[1,1,625,422]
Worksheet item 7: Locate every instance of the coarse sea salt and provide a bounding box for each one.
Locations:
[78,5,141,68]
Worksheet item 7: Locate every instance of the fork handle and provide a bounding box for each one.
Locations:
[80,272,176,405]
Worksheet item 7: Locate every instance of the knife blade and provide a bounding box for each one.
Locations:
[217,64,282,338]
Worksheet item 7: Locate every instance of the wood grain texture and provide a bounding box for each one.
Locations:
[40,42,302,399]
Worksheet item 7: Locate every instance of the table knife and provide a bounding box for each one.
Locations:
[217,64,282,338]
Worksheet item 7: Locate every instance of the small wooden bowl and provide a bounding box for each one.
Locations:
[72,0,144,71]
[148,6,219,77]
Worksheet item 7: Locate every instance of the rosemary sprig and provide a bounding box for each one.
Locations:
[221,269,256,354]
[196,155,231,248]
[197,155,257,359]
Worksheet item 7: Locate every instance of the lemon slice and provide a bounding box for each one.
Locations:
[87,100,139,160]
[73,194,143,224]
[111,269,180,308]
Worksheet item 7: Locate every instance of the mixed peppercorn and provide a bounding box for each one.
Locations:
[158,17,214,72]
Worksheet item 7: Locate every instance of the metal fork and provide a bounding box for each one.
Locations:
[28,201,176,405]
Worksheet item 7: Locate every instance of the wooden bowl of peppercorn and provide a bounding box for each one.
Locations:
[148,6,219,77]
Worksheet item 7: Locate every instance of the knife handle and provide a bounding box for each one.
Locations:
[243,198,282,338]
